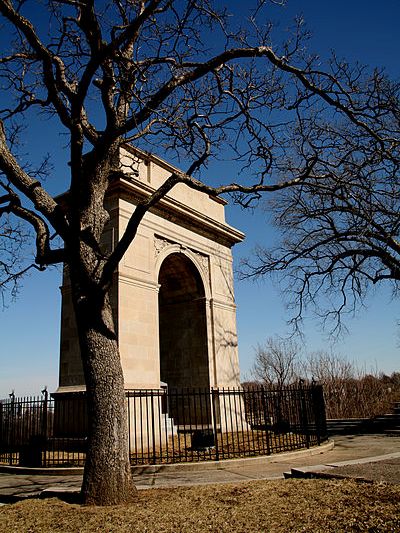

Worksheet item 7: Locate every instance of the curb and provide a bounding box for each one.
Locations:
[131,440,335,475]
[0,441,334,477]
[0,465,83,476]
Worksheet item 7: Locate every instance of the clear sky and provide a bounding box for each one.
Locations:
[0,0,399,398]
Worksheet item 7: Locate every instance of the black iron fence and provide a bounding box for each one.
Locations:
[0,384,327,468]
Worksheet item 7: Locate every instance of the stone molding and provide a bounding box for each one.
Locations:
[119,272,160,291]
[154,235,210,282]
[210,298,237,311]
[109,176,245,247]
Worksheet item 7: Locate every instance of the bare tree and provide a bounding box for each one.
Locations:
[301,351,399,419]
[0,0,381,504]
[303,351,354,383]
[253,336,299,388]
[243,69,400,332]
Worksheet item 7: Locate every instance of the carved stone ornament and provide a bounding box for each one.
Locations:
[190,248,210,280]
[154,235,210,281]
[154,235,175,257]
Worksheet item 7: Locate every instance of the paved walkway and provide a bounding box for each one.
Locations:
[1,434,400,502]
[307,457,400,484]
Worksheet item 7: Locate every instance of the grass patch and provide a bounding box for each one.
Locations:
[1,478,399,532]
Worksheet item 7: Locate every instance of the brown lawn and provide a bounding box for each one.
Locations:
[1,478,399,532]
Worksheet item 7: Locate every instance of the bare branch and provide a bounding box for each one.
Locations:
[0,183,64,265]
[0,120,68,237]
[0,0,73,127]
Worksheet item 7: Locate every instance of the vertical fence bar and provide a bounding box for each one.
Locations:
[150,390,156,464]
[299,382,310,449]
[172,388,180,461]
[133,392,138,465]
[139,392,144,464]
[245,389,253,455]
[193,388,199,461]
[211,388,219,462]
[227,388,235,458]
[232,389,240,456]
[156,390,162,464]
[127,392,131,463]
[10,393,15,465]
[133,392,139,464]
[313,383,327,444]
[42,389,48,467]
[146,392,151,464]
[169,388,175,462]
[237,388,245,456]
[261,386,271,456]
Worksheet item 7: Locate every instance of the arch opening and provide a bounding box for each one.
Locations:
[158,252,210,391]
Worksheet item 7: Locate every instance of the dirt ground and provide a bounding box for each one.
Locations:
[0,478,399,533]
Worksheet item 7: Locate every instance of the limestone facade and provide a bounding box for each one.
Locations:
[57,146,244,393]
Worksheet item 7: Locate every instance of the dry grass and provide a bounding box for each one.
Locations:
[1,478,399,532]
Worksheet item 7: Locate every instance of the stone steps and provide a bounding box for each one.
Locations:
[384,428,400,436]
[326,419,368,434]
[327,401,400,436]
[378,402,400,436]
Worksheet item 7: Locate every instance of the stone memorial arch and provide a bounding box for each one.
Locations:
[57,145,244,399]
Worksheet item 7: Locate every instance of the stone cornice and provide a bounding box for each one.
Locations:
[121,144,228,206]
[109,176,245,248]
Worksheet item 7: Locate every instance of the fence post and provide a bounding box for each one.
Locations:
[150,390,157,464]
[211,389,219,462]
[126,391,131,462]
[311,382,327,445]
[41,387,49,466]
[299,381,310,449]
[9,391,15,466]
[260,386,271,455]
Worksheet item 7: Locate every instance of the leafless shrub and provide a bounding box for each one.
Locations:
[302,351,400,419]
[250,345,399,418]
[252,336,300,388]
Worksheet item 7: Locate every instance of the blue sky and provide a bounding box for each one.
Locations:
[231,0,400,379]
[1,0,399,397]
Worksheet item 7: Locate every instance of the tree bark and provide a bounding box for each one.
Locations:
[71,274,135,505]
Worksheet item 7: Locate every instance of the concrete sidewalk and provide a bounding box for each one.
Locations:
[1,434,400,502]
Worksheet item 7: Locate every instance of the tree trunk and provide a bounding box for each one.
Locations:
[71,282,135,505]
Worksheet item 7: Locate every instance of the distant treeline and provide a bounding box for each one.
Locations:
[245,337,400,419]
